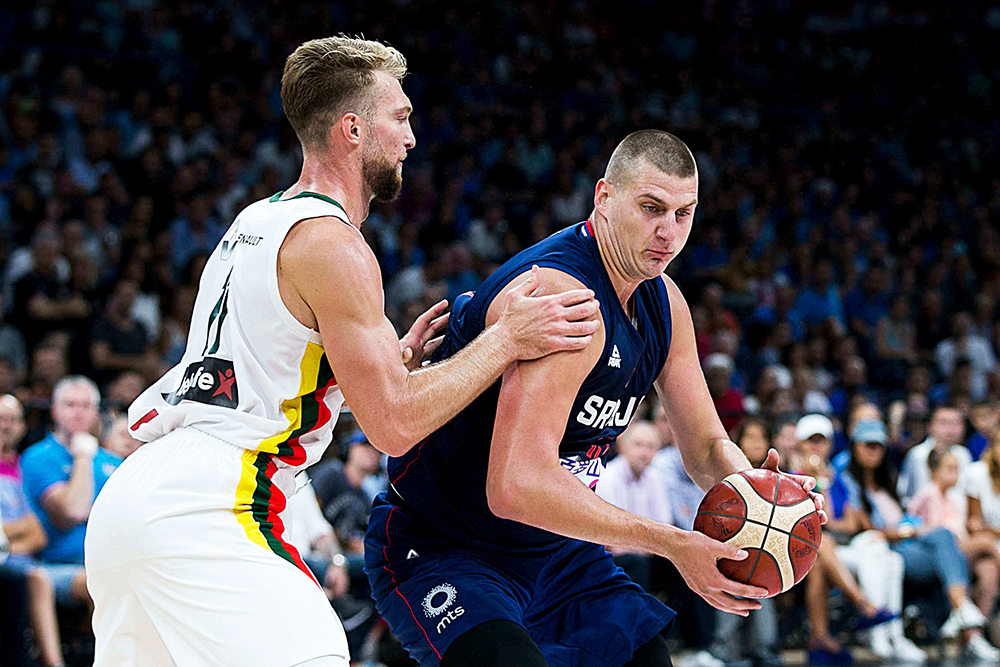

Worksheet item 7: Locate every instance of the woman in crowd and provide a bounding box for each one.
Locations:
[793,415,904,662]
[842,420,998,661]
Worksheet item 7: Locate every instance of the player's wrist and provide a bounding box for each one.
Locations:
[487,319,519,364]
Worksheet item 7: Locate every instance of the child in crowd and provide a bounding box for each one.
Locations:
[843,420,998,661]
[912,448,1000,637]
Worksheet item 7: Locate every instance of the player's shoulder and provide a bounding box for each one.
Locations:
[281,215,378,280]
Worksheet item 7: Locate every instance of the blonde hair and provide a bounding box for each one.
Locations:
[281,35,407,151]
[985,426,1000,493]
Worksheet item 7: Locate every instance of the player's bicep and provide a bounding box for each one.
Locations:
[654,276,728,451]
[487,321,604,507]
[282,221,408,433]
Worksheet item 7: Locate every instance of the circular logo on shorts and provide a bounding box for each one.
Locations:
[422,583,457,618]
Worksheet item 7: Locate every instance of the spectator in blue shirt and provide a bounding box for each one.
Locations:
[20,376,121,610]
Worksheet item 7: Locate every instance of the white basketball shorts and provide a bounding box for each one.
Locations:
[85,427,348,666]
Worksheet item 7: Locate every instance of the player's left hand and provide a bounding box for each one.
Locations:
[400,299,450,371]
[760,448,828,525]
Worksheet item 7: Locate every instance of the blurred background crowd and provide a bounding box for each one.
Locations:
[1,0,999,665]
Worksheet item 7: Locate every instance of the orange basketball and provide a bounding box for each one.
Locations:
[693,468,821,597]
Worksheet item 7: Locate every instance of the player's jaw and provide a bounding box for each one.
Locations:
[362,141,403,202]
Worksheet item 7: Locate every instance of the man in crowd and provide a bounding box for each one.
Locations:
[596,419,671,590]
[897,404,971,509]
[21,377,120,609]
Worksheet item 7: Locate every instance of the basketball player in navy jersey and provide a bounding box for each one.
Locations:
[365,131,826,667]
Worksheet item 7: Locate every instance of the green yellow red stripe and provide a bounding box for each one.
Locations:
[234,342,337,582]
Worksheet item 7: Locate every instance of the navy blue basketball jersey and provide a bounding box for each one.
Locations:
[387,220,672,552]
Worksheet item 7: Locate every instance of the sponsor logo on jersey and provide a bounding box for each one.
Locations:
[608,344,622,368]
[220,220,264,262]
[575,395,642,430]
[559,454,606,489]
[162,356,239,409]
[422,583,466,633]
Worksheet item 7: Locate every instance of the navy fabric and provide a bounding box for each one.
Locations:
[366,495,675,667]
[385,221,673,553]
[366,222,676,665]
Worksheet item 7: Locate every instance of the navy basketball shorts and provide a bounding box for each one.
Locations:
[365,496,676,667]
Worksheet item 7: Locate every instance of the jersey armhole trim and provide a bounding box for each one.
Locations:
[271,191,350,222]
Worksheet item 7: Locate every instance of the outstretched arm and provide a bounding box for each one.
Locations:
[484,268,767,616]
[281,218,600,456]
[655,276,826,521]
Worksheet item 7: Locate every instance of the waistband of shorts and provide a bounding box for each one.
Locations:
[149,425,256,461]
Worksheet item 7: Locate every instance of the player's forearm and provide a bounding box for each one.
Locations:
[489,464,678,556]
[684,437,752,492]
[365,325,515,455]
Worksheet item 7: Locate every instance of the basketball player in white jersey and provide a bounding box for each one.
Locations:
[84,36,600,667]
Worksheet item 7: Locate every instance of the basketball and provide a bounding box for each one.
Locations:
[693,469,821,597]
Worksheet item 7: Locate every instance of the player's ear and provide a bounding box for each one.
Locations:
[594,178,612,214]
[339,113,363,147]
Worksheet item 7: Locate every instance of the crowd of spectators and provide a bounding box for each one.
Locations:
[1,0,999,664]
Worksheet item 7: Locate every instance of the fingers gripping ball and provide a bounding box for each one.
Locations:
[694,469,821,597]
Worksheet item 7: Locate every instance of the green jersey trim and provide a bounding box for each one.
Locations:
[269,191,349,219]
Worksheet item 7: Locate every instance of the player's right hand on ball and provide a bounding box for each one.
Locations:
[671,530,769,617]
[499,265,600,360]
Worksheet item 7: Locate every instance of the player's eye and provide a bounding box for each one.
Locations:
[677,209,690,217]
[642,204,658,213]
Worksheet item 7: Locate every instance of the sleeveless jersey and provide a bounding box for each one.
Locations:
[387,220,673,552]
[128,192,351,475]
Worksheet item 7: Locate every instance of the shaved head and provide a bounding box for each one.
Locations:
[605,130,696,187]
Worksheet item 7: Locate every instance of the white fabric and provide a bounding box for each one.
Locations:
[86,428,349,667]
[129,194,350,491]
[836,530,906,648]
[965,461,1000,528]
[597,456,673,526]
[897,439,973,509]
[286,479,335,557]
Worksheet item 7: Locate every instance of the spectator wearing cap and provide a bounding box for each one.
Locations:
[703,353,745,434]
[841,419,992,661]
[897,405,972,510]
[830,419,923,662]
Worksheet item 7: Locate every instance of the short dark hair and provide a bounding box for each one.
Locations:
[605,130,697,185]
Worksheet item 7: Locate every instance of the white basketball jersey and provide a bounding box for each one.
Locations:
[129,192,352,475]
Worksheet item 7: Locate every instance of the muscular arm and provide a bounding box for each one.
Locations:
[485,269,665,550]
[654,276,752,491]
[281,218,596,456]
[484,269,766,613]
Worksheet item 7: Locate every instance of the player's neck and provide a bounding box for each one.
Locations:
[588,213,642,312]
[285,154,370,228]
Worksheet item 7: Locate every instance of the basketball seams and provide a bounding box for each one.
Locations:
[698,470,820,596]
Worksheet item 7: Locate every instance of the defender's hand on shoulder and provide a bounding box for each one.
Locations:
[494,265,600,361]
